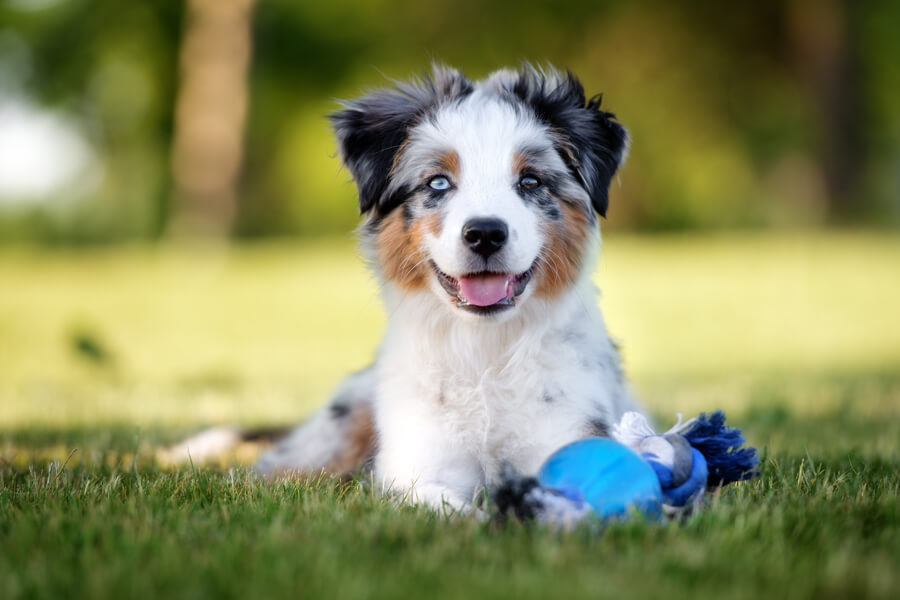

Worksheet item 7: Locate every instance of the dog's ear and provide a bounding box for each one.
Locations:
[511,66,628,217]
[330,66,473,216]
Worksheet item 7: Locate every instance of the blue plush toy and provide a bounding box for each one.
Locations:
[493,411,759,527]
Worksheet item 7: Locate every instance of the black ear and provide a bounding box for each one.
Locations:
[330,66,473,216]
[511,66,628,217]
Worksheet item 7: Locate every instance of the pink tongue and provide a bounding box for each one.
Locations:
[458,274,512,307]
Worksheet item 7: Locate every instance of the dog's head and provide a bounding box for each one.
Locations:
[331,64,628,320]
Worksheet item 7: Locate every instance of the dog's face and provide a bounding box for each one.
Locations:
[331,65,628,320]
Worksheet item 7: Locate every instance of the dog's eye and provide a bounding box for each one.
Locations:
[427,175,452,191]
[519,175,541,190]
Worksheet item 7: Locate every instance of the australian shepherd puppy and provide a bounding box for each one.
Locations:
[254,64,640,512]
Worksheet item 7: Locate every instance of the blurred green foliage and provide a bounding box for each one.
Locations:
[1,0,899,241]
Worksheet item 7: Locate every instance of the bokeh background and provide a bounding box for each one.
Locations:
[3,0,900,240]
[1,0,899,446]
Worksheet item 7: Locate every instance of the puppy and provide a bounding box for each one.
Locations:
[255,64,640,511]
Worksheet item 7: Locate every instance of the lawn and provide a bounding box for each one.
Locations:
[1,231,899,599]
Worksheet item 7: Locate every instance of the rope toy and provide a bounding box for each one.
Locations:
[493,411,759,527]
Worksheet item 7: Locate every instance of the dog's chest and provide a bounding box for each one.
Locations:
[439,369,580,468]
[380,322,611,477]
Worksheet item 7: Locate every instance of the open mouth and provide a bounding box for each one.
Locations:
[432,262,533,315]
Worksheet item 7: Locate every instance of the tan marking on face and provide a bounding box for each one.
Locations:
[437,149,461,180]
[512,151,529,175]
[534,202,592,298]
[424,212,443,237]
[375,210,430,291]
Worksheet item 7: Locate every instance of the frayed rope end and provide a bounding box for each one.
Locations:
[682,410,759,486]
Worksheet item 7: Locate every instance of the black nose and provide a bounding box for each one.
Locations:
[462,217,508,258]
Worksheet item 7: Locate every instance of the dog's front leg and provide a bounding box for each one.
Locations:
[374,424,482,514]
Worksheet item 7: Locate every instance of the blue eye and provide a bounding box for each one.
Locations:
[520,175,541,190]
[428,175,452,191]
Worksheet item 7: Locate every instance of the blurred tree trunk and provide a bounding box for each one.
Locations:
[168,0,256,238]
[787,0,862,220]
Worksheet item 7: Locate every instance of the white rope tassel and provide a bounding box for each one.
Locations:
[611,411,658,450]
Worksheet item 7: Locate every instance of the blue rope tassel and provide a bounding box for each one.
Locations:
[681,410,759,486]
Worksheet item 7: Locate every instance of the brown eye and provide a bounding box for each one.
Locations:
[520,175,541,189]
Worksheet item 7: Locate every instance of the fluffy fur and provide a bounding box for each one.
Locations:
[255,64,639,512]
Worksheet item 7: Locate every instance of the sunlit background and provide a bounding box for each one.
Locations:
[1,0,898,446]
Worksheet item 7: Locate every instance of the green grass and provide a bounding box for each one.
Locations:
[1,231,899,599]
